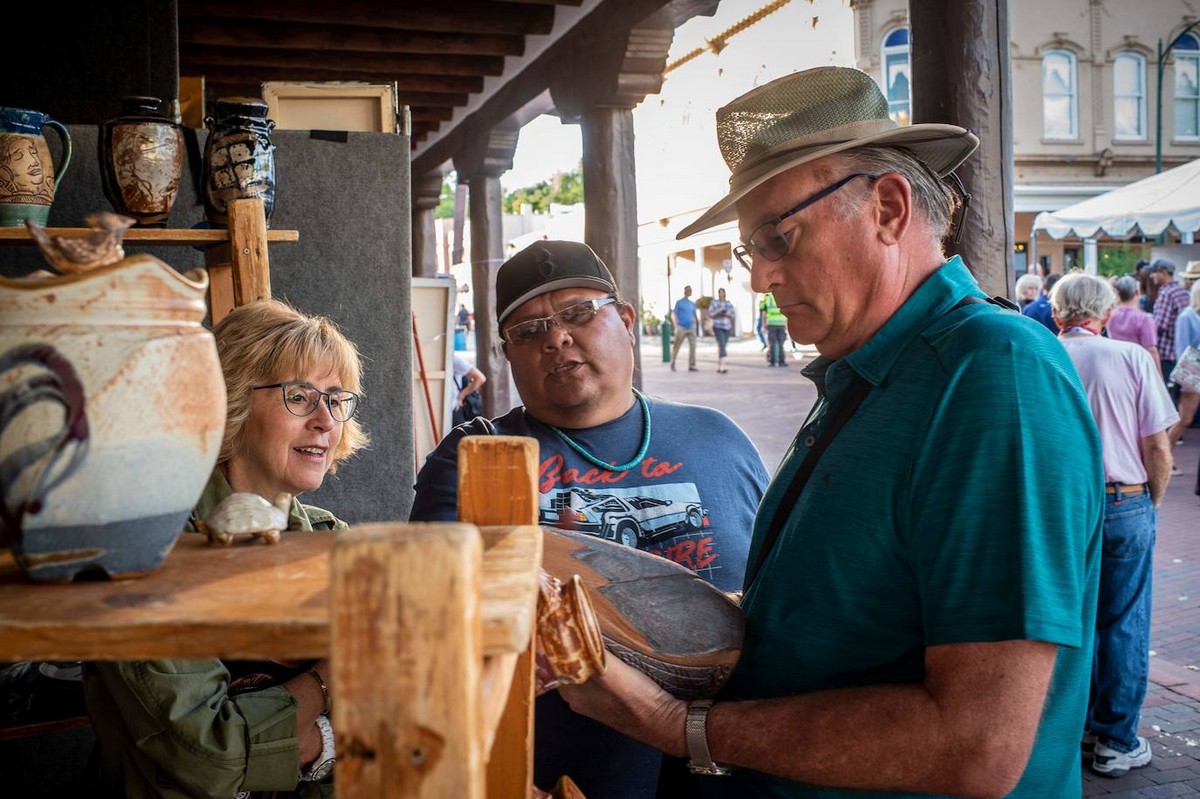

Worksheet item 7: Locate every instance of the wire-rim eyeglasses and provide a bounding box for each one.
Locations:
[253,381,361,422]
[502,296,619,346]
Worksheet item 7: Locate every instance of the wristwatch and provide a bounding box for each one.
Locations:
[301,714,336,782]
[685,699,731,776]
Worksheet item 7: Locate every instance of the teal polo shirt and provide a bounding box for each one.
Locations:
[711,257,1103,798]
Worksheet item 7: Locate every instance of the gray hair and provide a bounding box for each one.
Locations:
[1051,272,1116,326]
[1114,275,1139,302]
[1015,273,1043,296]
[819,146,961,242]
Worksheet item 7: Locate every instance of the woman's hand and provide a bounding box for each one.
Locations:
[558,654,688,758]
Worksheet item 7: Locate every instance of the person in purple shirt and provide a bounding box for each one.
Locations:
[1052,273,1178,778]
[1107,274,1160,371]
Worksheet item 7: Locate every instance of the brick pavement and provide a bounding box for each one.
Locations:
[641,333,1200,796]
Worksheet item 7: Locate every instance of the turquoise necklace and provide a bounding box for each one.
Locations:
[550,389,652,472]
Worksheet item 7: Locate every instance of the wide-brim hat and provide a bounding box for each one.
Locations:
[677,66,980,240]
[495,240,618,325]
[1181,261,1200,280]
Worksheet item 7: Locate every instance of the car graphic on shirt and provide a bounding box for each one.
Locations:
[539,486,708,548]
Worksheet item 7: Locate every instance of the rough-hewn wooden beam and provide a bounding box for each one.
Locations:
[180,20,525,57]
[179,1,555,36]
[181,45,504,77]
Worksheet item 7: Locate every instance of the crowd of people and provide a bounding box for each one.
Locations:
[74,64,1200,799]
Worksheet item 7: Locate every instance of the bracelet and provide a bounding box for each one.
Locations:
[305,667,331,716]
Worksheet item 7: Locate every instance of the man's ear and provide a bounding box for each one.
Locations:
[872,173,911,245]
[617,300,638,340]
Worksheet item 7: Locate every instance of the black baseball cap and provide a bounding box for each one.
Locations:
[1147,258,1177,275]
[495,240,618,325]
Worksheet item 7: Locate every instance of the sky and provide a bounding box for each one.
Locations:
[501,114,582,191]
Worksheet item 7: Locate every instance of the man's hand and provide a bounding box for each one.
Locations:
[558,654,688,757]
[1141,429,1173,506]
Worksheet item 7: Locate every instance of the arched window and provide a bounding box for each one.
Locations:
[1174,33,1200,139]
[1043,50,1078,139]
[882,27,910,126]
[1113,52,1146,140]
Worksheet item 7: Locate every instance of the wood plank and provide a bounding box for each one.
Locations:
[0,228,298,246]
[181,45,506,77]
[205,259,235,324]
[227,198,272,305]
[179,20,525,58]
[179,1,555,36]
[0,527,539,662]
[458,436,539,526]
[332,523,484,798]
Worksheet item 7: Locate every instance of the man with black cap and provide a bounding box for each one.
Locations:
[558,66,1103,798]
[410,239,768,798]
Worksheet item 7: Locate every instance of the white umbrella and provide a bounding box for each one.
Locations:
[1032,158,1200,240]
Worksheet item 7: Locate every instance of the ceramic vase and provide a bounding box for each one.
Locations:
[99,96,185,227]
[0,107,72,227]
[203,97,276,228]
[0,253,226,582]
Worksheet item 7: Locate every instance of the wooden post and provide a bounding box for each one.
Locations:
[332,523,485,799]
[227,197,272,305]
[413,172,444,278]
[459,436,539,799]
[909,0,1014,298]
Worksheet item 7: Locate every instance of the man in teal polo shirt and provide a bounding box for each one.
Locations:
[559,66,1103,798]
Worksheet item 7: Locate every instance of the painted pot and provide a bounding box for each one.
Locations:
[203,97,276,228]
[0,254,225,581]
[99,96,185,227]
[0,107,72,227]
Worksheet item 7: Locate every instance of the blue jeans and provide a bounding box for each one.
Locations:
[767,325,788,365]
[713,327,730,357]
[1088,488,1155,753]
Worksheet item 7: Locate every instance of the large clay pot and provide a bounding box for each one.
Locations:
[0,107,72,227]
[99,96,185,227]
[203,97,276,228]
[0,254,225,582]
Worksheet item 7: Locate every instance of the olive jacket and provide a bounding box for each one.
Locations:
[83,470,345,799]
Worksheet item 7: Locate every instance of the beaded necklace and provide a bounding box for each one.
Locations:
[550,389,651,472]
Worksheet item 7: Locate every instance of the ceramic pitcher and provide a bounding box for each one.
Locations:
[0,107,72,227]
[0,253,225,582]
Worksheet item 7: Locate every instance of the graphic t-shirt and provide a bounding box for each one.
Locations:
[410,394,768,798]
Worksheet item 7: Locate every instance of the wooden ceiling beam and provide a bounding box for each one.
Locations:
[185,65,482,95]
[411,108,455,122]
[180,46,505,78]
[179,1,554,36]
[179,20,525,57]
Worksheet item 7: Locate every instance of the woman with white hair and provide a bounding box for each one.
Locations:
[1169,280,1200,447]
[1014,272,1043,309]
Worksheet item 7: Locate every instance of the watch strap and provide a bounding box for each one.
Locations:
[301,714,336,782]
[685,699,731,776]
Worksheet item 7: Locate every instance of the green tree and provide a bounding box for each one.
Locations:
[1098,244,1148,278]
[435,173,457,219]
[503,164,584,213]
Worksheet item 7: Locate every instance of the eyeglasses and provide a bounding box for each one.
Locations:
[502,296,618,346]
[253,381,361,422]
[733,173,878,269]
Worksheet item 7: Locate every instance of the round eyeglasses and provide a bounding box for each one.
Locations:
[733,173,878,269]
[253,381,361,422]
[502,296,618,346]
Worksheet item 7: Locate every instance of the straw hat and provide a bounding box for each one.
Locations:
[677,67,980,239]
[1181,261,1200,281]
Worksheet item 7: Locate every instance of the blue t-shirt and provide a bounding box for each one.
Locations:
[674,297,698,330]
[410,394,768,799]
[706,257,1103,799]
[1021,292,1058,334]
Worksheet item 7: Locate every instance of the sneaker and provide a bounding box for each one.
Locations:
[688,366,699,372]
[1091,736,1152,777]
[1172,464,1183,476]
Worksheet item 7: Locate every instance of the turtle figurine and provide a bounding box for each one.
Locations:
[196,492,292,546]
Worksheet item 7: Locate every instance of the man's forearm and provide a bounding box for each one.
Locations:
[1142,430,1173,505]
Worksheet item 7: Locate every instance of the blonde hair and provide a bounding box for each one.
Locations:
[1051,272,1116,327]
[213,299,369,473]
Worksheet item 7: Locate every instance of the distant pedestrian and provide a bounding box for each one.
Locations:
[1150,259,1189,389]
[670,285,698,372]
[760,292,788,367]
[1168,280,1200,447]
[1015,273,1043,309]
[1021,272,1060,334]
[755,297,768,350]
[1052,272,1177,779]
[709,287,735,373]
[1107,275,1160,371]
[451,354,486,427]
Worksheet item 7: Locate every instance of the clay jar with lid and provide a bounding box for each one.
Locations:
[203,97,276,228]
[99,96,185,227]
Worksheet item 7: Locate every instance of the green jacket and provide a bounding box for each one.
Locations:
[84,470,345,799]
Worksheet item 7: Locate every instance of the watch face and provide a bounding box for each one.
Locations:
[309,756,334,782]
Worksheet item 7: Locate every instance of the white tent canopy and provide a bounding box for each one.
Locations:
[1031,158,1200,240]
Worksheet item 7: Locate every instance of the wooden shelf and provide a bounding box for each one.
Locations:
[0,525,540,663]
[0,227,298,246]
